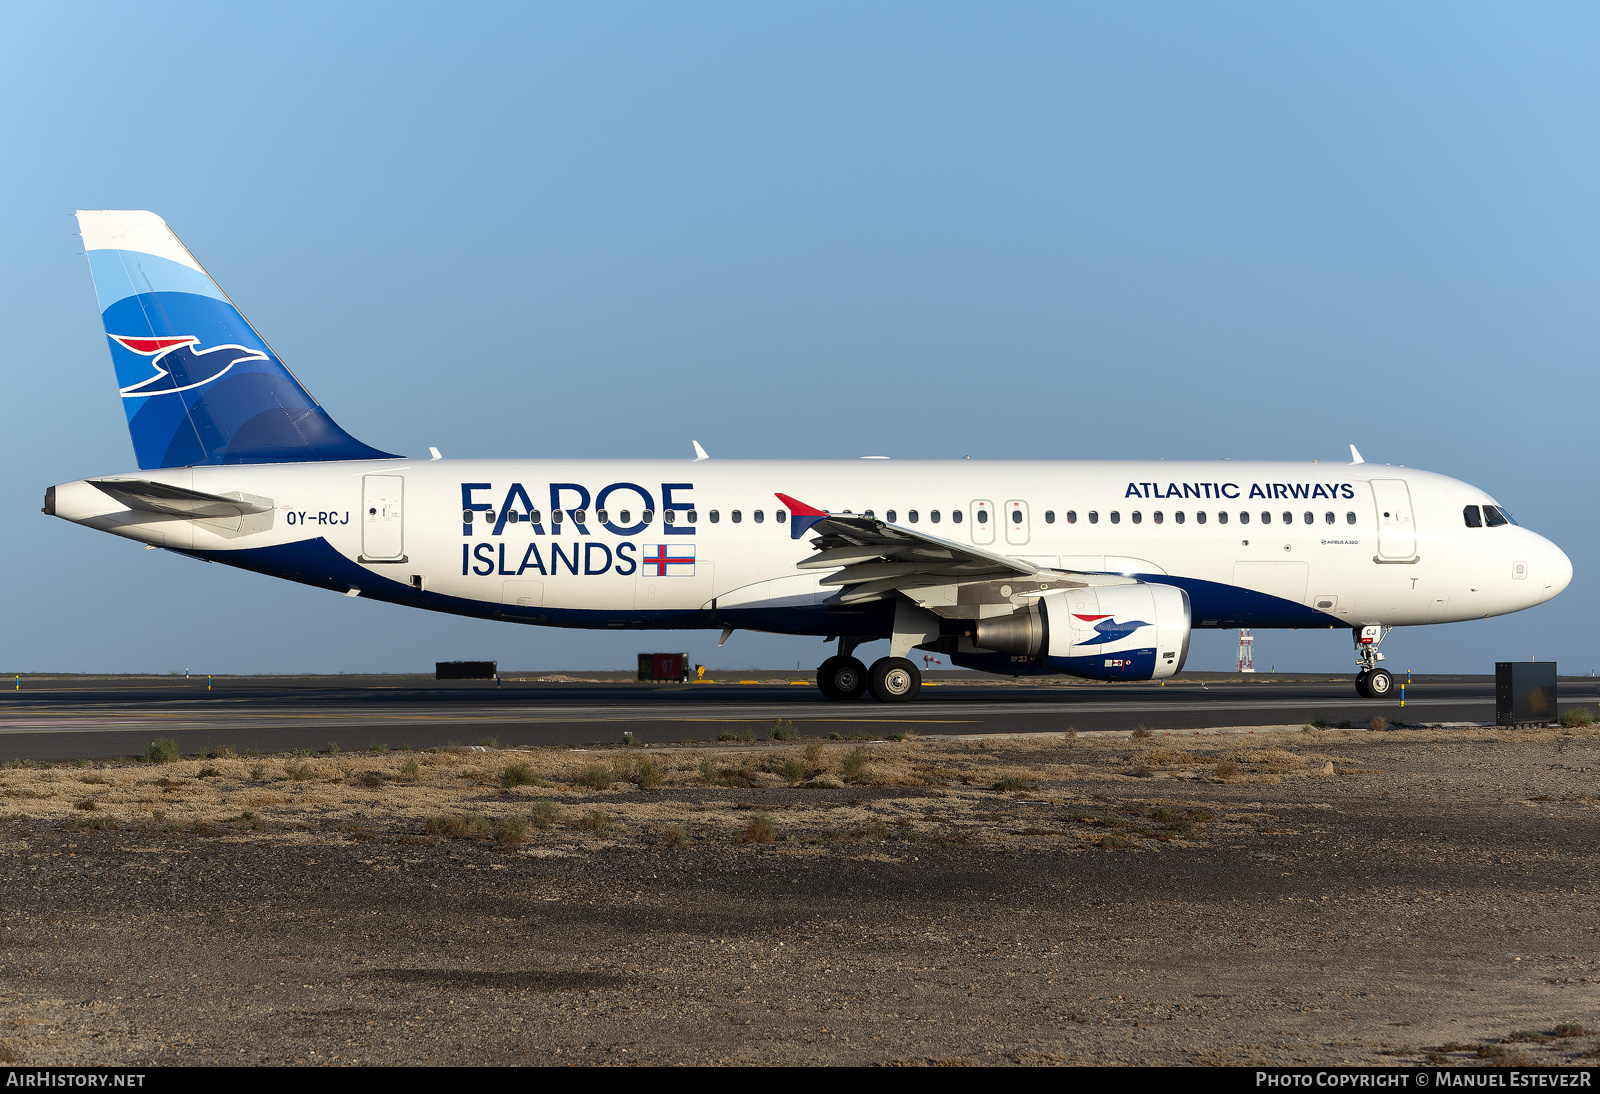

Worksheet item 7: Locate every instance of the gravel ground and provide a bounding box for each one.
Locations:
[2,728,1599,1066]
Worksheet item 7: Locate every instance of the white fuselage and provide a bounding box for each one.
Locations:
[49,458,1570,640]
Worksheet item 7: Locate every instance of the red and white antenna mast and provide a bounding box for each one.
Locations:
[1238,629,1255,673]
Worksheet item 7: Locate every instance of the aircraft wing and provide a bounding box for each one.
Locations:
[777,492,1127,606]
[87,479,273,520]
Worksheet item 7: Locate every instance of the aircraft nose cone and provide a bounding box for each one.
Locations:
[1542,538,1573,603]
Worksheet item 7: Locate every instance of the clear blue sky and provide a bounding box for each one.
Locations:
[2,2,1595,675]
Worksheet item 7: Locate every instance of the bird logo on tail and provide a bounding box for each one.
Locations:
[109,334,267,397]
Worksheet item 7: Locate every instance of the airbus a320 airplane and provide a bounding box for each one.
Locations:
[46,211,1572,702]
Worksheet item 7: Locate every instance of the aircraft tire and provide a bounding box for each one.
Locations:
[1354,670,1372,699]
[1365,668,1394,698]
[868,657,921,703]
[817,656,868,701]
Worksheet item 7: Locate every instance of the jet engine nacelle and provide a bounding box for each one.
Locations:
[968,582,1191,681]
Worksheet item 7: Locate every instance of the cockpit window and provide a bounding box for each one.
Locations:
[1463,505,1483,528]
[1482,505,1509,528]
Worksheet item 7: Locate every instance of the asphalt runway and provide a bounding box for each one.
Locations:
[2,673,1594,760]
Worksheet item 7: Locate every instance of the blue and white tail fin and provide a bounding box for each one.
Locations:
[76,210,399,470]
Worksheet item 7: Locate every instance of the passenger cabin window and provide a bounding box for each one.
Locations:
[642,510,654,524]
[864,510,874,519]
[529,510,542,524]
[1088,511,1099,524]
[1217,511,1229,525]
[462,509,474,523]
[1065,510,1077,524]
[688,510,698,523]
[930,510,941,523]
[775,510,786,523]
[1195,511,1206,525]
[1346,512,1356,524]
[1303,511,1313,524]
[1131,511,1142,524]
[754,510,765,523]
[485,510,497,523]
[1110,511,1121,524]
[663,509,674,524]
[908,510,919,523]
[1324,511,1334,524]
[552,510,563,524]
[1154,511,1163,524]
[709,510,720,523]
[1261,512,1271,524]
[976,510,988,524]
[1463,505,1483,528]
[1175,511,1185,524]
[1483,505,1509,528]
[1011,509,1022,524]
[596,510,608,524]
[731,510,742,523]
[886,510,897,523]
[1044,510,1055,524]
[952,510,963,523]
[619,510,631,524]
[1238,512,1249,524]
[1281,511,1292,525]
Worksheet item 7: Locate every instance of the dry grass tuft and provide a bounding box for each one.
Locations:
[842,747,870,782]
[663,824,690,848]
[1131,725,1153,739]
[499,763,541,789]
[529,800,560,829]
[1369,715,1389,732]
[804,740,825,765]
[424,814,491,839]
[772,756,810,785]
[140,738,179,764]
[575,765,612,791]
[493,815,529,848]
[1561,708,1595,728]
[73,799,97,811]
[1553,1023,1589,1038]
[1215,759,1239,779]
[0,1039,20,1064]
[738,813,777,844]
[577,809,610,833]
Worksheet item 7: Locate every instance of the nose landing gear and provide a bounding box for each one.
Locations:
[1353,625,1393,698]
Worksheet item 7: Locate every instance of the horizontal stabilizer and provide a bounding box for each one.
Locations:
[87,479,273,519]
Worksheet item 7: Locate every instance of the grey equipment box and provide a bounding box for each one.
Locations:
[437,661,497,680]
[1496,662,1556,727]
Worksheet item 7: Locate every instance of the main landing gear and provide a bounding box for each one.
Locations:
[1353,624,1394,699]
[816,639,922,703]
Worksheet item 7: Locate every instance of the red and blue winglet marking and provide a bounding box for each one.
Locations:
[775,493,830,540]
